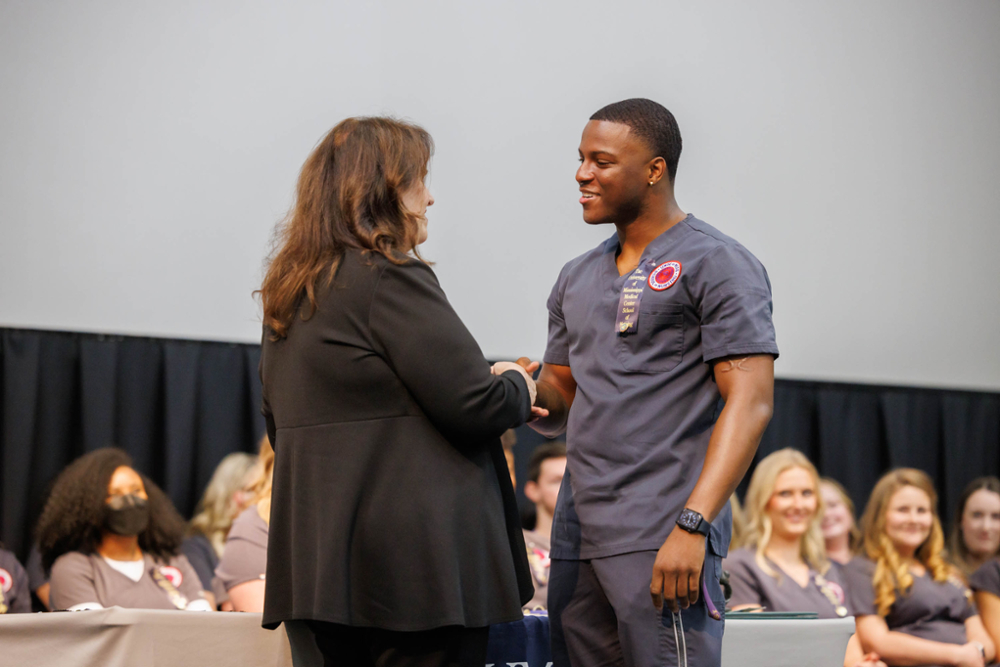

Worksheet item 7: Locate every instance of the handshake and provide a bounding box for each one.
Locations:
[491,357,550,421]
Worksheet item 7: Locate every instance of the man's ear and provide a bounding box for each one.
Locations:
[647,157,667,186]
[523,480,540,504]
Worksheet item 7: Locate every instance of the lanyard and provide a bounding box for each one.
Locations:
[615,258,657,335]
[813,573,848,617]
[151,567,188,610]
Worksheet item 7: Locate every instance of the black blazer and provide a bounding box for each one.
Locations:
[260,249,533,631]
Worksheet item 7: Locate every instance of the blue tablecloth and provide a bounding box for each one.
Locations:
[486,611,551,666]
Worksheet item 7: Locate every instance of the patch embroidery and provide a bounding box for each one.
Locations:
[0,568,11,593]
[159,566,183,587]
[648,261,682,291]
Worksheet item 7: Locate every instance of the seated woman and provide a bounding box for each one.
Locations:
[972,556,1000,661]
[846,468,996,667]
[214,437,273,612]
[182,448,258,607]
[949,477,1000,580]
[822,477,862,566]
[37,448,211,611]
[724,448,851,618]
[0,543,31,613]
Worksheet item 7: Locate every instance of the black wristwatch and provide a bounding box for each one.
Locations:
[676,508,711,536]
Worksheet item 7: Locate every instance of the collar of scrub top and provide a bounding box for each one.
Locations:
[601,213,694,284]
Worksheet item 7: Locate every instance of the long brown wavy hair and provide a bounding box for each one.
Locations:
[947,476,1000,577]
[859,468,950,616]
[258,117,433,339]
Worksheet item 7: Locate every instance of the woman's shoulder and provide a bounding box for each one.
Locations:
[326,250,436,302]
[844,554,875,574]
[722,547,759,571]
[50,551,95,578]
[228,506,269,544]
[969,556,1000,594]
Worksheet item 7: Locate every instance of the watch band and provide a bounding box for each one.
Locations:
[676,508,711,536]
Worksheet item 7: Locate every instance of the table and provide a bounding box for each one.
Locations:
[0,608,855,667]
[0,607,292,667]
[484,611,856,667]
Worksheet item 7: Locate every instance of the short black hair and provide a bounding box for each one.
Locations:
[35,448,187,570]
[590,98,682,181]
[527,442,567,485]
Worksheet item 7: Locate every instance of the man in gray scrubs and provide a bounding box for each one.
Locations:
[525,99,778,667]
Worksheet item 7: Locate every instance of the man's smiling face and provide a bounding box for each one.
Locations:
[576,120,654,226]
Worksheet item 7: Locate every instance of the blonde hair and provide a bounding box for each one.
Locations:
[729,493,747,551]
[247,435,275,525]
[743,448,829,579]
[820,477,862,554]
[187,452,258,556]
[859,468,950,616]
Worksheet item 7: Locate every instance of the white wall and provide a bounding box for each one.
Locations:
[2,1,999,390]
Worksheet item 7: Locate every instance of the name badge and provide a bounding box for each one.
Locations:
[615,259,656,335]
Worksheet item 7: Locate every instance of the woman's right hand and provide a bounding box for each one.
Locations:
[491,361,538,407]
[953,642,986,667]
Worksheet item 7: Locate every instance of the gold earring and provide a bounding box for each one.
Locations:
[648,181,654,186]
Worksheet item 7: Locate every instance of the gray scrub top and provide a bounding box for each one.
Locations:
[844,556,975,646]
[215,506,268,592]
[0,547,31,614]
[49,551,205,611]
[544,215,778,560]
[723,547,850,618]
[970,557,1000,597]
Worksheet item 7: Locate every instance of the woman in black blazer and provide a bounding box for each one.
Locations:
[257,117,539,667]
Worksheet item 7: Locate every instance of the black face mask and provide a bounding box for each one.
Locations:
[104,494,150,536]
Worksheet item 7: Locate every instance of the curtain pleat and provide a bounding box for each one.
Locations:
[2,327,999,562]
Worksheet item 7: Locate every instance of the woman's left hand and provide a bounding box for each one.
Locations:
[491,361,538,406]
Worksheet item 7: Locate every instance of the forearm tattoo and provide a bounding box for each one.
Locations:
[718,357,753,373]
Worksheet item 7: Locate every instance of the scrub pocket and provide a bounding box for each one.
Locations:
[617,304,684,373]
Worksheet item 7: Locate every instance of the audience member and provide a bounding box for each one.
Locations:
[846,468,995,666]
[182,448,258,607]
[25,543,50,610]
[822,477,862,565]
[501,429,518,488]
[949,477,1000,580]
[730,492,747,551]
[971,555,1000,663]
[215,437,274,612]
[724,448,851,618]
[0,543,31,614]
[521,442,566,610]
[36,447,211,611]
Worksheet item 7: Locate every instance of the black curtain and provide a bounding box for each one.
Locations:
[0,328,265,560]
[2,327,999,562]
[751,379,1000,527]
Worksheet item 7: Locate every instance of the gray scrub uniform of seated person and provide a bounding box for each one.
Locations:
[544,214,778,667]
[844,556,978,658]
[970,557,1000,598]
[0,547,31,614]
[723,547,851,618]
[49,551,206,610]
[215,506,268,594]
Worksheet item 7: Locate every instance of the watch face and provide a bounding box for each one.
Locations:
[678,510,701,530]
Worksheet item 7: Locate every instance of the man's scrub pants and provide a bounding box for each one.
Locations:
[548,549,726,667]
